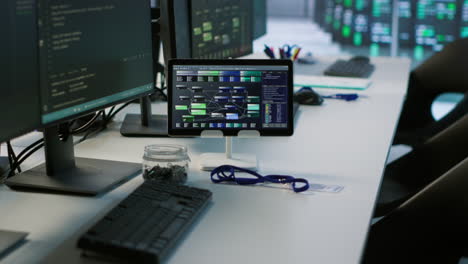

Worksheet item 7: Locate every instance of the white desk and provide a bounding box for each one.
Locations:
[0,57,410,264]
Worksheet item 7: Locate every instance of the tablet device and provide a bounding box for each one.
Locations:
[168,59,294,136]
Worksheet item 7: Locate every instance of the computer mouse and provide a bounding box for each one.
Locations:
[350,55,370,64]
[293,88,324,106]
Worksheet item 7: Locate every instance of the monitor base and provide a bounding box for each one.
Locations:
[0,230,28,260]
[120,114,168,137]
[5,157,140,196]
[199,153,257,171]
[0,157,9,177]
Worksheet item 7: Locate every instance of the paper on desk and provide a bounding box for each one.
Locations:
[294,75,372,90]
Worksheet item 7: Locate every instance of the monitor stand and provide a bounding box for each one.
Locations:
[5,125,141,196]
[121,10,167,138]
[199,137,257,171]
[0,230,27,260]
[120,96,168,137]
[0,157,9,177]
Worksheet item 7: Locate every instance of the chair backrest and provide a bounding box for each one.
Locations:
[365,156,468,263]
[395,39,468,145]
[413,38,468,95]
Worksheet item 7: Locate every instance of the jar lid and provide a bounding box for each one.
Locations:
[144,144,190,162]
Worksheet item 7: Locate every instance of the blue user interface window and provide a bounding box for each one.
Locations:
[171,65,289,130]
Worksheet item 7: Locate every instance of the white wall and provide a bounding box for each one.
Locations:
[267,0,314,18]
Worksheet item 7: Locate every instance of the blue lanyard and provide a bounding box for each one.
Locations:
[211,165,310,193]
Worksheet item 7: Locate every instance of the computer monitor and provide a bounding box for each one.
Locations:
[160,0,192,61]
[0,0,41,144]
[340,0,355,45]
[0,0,42,179]
[369,0,393,56]
[397,0,414,47]
[119,5,169,138]
[167,59,294,170]
[352,0,372,47]
[332,0,345,43]
[417,0,459,58]
[323,0,336,33]
[397,0,415,57]
[322,0,335,33]
[460,0,468,38]
[252,0,267,40]
[413,0,459,61]
[190,0,253,59]
[122,0,255,138]
[161,0,253,61]
[4,0,154,195]
[314,0,326,29]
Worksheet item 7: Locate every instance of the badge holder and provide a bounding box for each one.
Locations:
[199,130,260,171]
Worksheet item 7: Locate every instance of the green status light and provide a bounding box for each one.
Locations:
[370,43,379,57]
[414,46,424,61]
[342,26,351,38]
[354,32,362,46]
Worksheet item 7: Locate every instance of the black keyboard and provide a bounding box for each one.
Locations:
[324,59,375,78]
[77,180,212,263]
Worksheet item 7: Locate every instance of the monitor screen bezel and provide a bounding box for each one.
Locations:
[167,59,294,137]
[41,87,154,128]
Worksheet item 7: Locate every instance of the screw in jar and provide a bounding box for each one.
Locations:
[142,144,190,183]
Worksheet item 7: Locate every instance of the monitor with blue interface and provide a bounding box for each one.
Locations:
[168,60,293,137]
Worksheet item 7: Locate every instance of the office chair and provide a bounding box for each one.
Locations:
[364,156,468,264]
[394,38,468,148]
[375,113,468,217]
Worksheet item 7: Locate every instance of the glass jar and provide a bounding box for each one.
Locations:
[142,144,190,183]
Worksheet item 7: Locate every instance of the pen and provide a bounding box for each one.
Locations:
[283,45,291,59]
[279,48,285,59]
[292,47,302,61]
[322,93,360,101]
[264,44,275,59]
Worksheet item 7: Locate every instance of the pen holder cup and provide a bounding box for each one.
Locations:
[142,144,190,184]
